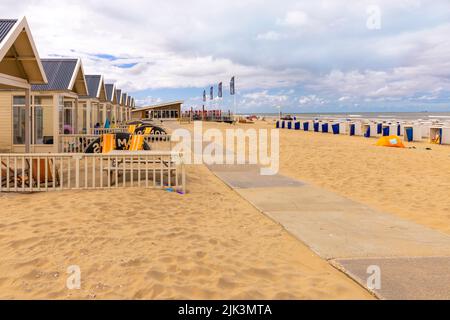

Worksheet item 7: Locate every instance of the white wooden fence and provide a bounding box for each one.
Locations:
[89,127,128,135]
[58,134,172,153]
[0,152,185,193]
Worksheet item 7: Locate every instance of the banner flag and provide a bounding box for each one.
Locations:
[230,76,235,95]
[203,90,206,102]
[218,82,223,98]
[210,86,214,100]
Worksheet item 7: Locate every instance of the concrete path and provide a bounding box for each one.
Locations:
[206,164,450,300]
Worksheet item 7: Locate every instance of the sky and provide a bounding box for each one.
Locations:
[2,0,450,113]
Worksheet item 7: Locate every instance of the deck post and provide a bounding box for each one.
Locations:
[24,88,31,153]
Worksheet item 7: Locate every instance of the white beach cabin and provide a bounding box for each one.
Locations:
[79,74,107,132]
[0,17,48,153]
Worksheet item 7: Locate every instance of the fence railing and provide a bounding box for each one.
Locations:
[0,152,185,193]
[58,134,172,153]
[59,135,99,153]
[89,127,128,135]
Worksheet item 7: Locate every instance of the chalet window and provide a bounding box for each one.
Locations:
[12,96,26,145]
[33,96,53,144]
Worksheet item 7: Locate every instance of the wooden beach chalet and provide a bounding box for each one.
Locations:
[131,101,183,121]
[115,88,123,123]
[0,17,47,152]
[104,83,118,124]
[1,56,88,152]
[122,92,128,121]
[79,74,107,132]
[127,95,134,120]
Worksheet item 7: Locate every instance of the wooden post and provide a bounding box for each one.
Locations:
[53,94,59,152]
[24,88,30,153]
[74,99,79,134]
[86,100,91,135]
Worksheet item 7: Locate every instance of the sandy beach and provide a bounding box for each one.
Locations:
[0,163,370,299]
[196,120,450,235]
[2,119,450,299]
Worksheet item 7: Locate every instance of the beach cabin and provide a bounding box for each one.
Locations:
[420,122,433,138]
[303,120,312,131]
[0,17,48,153]
[348,121,362,136]
[430,126,450,145]
[115,88,123,122]
[25,58,88,152]
[127,95,133,120]
[121,92,130,121]
[403,124,422,142]
[104,83,118,125]
[363,123,378,138]
[382,123,401,137]
[330,121,347,135]
[79,75,107,133]
[1,55,88,152]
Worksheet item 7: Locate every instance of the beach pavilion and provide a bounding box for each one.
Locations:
[131,101,183,121]
[0,17,47,152]
[79,74,107,132]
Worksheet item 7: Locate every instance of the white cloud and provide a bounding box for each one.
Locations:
[1,0,449,111]
[241,90,290,109]
[256,31,285,41]
[299,95,328,105]
[277,10,309,27]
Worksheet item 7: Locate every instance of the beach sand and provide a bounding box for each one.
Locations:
[200,119,450,235]
[3,118,448,300]
[0,164,370,299]
[274,123,450,235]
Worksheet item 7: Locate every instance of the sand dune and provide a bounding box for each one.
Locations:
[0,164,370,299]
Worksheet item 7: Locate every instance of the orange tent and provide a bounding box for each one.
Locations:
[375,136,405,148]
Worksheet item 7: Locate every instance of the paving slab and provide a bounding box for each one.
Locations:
[331,257,450,300]
[236,187,450,259]
[207,164,261,173]
[206,156,450,299]
[211,171,304,189]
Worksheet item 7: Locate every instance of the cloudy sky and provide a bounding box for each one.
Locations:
[2,0,450,113]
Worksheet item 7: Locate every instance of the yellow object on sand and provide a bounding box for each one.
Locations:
[127,125,137,134]
[375,135,405,148]
[102,134,116,154]
[128,135,145,151]
[431,134,441,144]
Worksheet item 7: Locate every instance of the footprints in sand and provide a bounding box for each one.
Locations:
[0,166,370,299]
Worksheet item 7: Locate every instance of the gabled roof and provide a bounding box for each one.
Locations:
[105,83,117,104]
[116,89,122,104]
[122,93,128,107]
[0,19,17,43]
[31,58,88,95]
[0,17,47,88]
[83,75,107,101]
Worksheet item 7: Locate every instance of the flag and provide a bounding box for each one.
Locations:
[210,86,214,100]
[218,82,223,98]
[230,76,235,95]
[203,90,206,102]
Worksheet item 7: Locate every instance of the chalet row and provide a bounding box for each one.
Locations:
[0,17,136,153]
